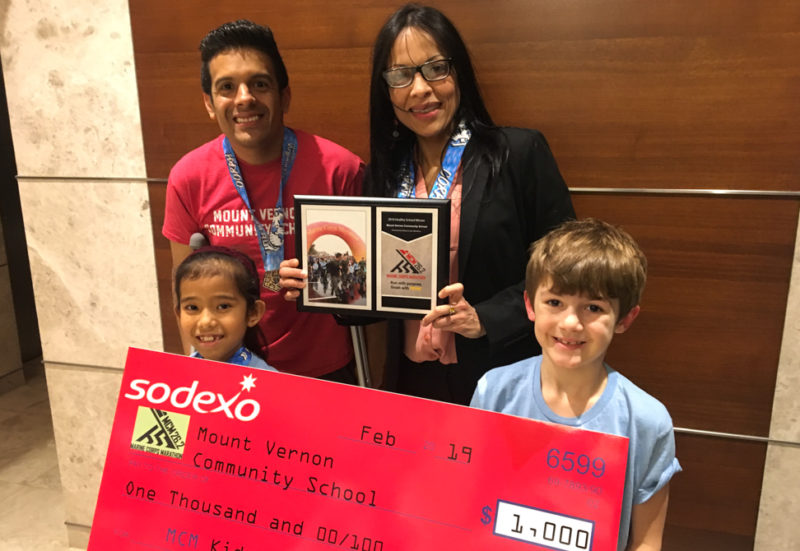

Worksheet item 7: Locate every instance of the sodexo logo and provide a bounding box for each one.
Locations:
[124,376,261,422]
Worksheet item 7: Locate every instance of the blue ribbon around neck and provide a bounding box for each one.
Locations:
[222,127,298,277]
[396,121,471,199]
[191,345,252,366]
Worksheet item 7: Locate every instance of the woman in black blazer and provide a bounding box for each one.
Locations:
[366,4,575,405]
[280,4,575,404]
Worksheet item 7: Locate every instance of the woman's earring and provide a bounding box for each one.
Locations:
[392,119,400,139]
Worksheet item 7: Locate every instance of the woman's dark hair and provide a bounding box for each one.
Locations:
[199,19,288,95]
[368,4,506,197]
[174,246,268,361]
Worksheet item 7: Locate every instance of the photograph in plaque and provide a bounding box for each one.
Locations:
[295,196,449,318]
[299,201,371,311]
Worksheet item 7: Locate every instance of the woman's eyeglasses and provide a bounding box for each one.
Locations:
[382,58,453,88]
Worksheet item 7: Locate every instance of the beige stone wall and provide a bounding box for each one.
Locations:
[755,210,800,550]
[0,0,162,548]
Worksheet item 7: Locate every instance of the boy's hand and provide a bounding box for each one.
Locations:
[278,258,306,301]
[421,283,486,339]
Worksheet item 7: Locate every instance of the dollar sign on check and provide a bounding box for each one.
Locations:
[480,505,492,525]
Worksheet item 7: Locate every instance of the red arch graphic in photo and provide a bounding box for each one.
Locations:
[307,221,366,260]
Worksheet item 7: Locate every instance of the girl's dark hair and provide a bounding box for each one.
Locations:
[174,246,268,361]
[367,3,506,197]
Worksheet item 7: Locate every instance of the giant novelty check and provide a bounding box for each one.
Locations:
[88,348,629,550]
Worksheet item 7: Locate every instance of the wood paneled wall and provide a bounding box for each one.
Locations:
[131,2,800,549]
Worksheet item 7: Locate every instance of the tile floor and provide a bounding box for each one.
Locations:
[0,366,82,550]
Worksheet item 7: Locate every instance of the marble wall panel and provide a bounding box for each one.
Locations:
[0,374,66,548]
[768,213,800,442]
[0,266,22,385]
[66,523,90,550]
[0,481,67,549]
[1,0,159,546]
[755,210,800,549]
[755,445,800,550]
[0,0,145,178]
[45,362,122,543]
[18,178,162,368]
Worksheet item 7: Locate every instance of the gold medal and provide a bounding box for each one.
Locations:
[263,269,282,292]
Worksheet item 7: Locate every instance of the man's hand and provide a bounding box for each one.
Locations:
[421,283,486,339]
[279,258,306,301]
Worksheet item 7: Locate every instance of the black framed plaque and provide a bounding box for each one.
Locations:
[295,196,449,318]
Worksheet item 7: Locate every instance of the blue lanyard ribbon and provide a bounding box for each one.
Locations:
[191,346,252,366]
[222,128,298,273]
[396,121,471,199]
[227,346,253,366]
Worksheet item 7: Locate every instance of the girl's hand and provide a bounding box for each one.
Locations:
[421,283,486,339]
[279,258,306,301]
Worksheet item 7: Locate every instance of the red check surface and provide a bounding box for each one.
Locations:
[88,348,628,551]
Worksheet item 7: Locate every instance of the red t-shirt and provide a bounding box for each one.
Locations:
[163,130,364,376]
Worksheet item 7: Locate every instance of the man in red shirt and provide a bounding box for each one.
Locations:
[163,20,364,381]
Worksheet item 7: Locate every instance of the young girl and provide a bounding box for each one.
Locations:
[174,246,275,371]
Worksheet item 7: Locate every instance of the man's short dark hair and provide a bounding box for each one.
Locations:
[199,19,289,95]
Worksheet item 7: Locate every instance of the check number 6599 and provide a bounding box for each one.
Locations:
[547,448,605,478]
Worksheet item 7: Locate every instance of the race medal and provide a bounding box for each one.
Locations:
[263,270,282,292]
[222,129,298,294]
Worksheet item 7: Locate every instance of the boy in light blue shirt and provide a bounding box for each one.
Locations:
[471,218,681,551]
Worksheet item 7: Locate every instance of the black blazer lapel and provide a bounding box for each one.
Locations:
[457,149,489,279]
